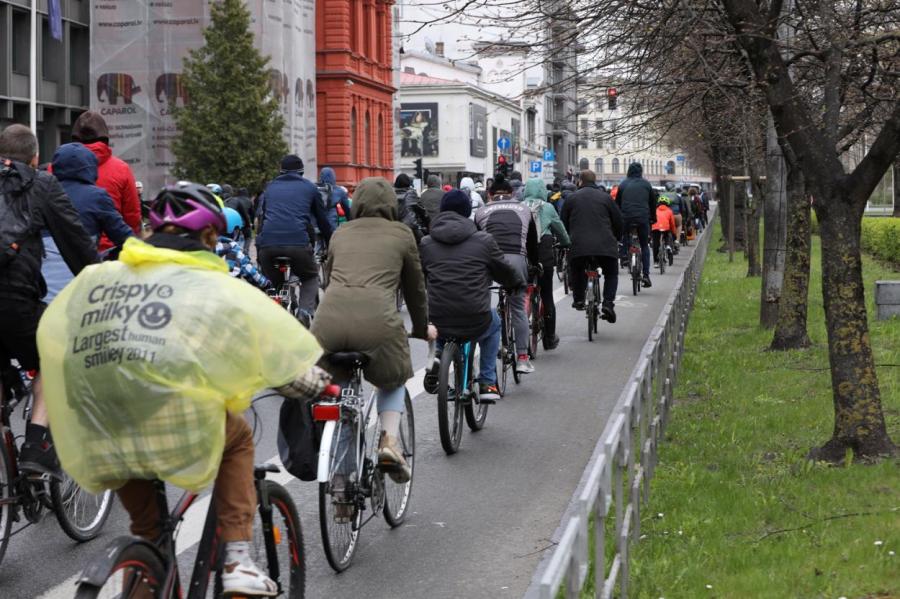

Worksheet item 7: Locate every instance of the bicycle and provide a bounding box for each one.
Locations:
[268,256,312,327]
[73,462,304,598]
[495,286,520,391]
[434,338,490,455]
[583,261,602,342]
[525,275,543,359]
[627,226,643,296]
[554,243,569,295]
[656,231,673,275]
[314,352,414,572]
[0,362,114,568]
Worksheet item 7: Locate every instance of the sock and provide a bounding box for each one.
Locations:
[224,540,252,566]
[25,423,50,444]
[380,411,401,439]
[518,353,528,360]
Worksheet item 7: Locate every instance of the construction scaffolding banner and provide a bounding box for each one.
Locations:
[90,1,317,195]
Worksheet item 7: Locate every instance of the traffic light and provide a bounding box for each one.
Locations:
[413,158,423,180]
[497,154,509,177]
[607,87,618,110]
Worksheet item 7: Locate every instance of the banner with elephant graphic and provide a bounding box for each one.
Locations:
[90,1,317,195]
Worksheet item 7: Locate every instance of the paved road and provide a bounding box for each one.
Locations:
[4,239,700,598]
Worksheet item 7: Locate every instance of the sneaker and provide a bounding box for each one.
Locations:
[543,335,560,350]
[478,383,500,403]
[642,275,652,288]
[516,356,535,374]
[222,559,278,597]
[601,303,617,324]
[423,356,440,394]
[18,439,61,478]
[378,432,411,484]
[572,301,585,311]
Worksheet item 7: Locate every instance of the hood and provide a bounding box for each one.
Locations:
[51,143,98,185]
[351,177,398,221]
[72,111,110,144]
[83,141,113,166]
[510,179,523,191]
[627,162,643,178]
[0,158,35,194]
[459,177,476,192]
[561,180,577,191]
[428,211,477,245]
[524,178,547,201]
[319,167,337,185]
[120,236,227,272]
[394,173,412,189]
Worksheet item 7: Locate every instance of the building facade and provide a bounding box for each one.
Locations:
[316,0,395,189]
[0,0,90,162]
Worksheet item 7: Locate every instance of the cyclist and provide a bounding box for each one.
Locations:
[561,170,623,322]
[256,154,333,315]
[523,178,570,350]
[615,162,656,288]
[311,177,436,482]
[393,173,429,242]
[651,196,677,265]
[474,175,540,374]
[317,167,353,231]
[225,187,255,253]
[218,207,271,290]
[420,190,524,401]
[37,182,330,597]
[0,125,97,475]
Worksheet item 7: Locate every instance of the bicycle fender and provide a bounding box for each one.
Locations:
[76,535,166,587]
[317,420,337,483]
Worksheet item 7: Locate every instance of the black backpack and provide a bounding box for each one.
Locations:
[317,183,333,211]
[276,397,322,482]
[0,168,37,272]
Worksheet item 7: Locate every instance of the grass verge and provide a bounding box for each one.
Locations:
[628,222,899,598]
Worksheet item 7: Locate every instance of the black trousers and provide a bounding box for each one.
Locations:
[569,256,618,304]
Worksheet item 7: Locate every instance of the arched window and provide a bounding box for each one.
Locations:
[579,157,589,171]
[350,107,358,163]
[377,113,384,166]
[364,111,371,165]
[612,157,620,173]
[595,157,603,176]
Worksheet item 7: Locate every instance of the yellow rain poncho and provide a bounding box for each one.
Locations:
[37,237,322,493]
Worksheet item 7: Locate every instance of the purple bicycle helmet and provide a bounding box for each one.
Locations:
[148,182,226,233]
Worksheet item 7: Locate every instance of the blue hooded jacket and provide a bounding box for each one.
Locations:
[319,167,352,230]
[256,171,333,247]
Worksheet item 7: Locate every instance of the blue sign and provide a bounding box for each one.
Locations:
[676,155,685,162]
[543,149,556,161]
[497,137,511,151]
[530,161,542,173]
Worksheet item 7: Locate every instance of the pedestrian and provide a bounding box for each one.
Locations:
[70,111,142,250]
[615,162,656,287]
[419,174,444,222]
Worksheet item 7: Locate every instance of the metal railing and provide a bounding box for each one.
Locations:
[526,211,717,599]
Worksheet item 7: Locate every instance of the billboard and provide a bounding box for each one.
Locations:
[90,1,317,195]
[470,104,486,158]
[399,102,439,158]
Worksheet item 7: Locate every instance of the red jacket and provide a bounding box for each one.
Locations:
[652,205,676,233]
[83,142,142,250]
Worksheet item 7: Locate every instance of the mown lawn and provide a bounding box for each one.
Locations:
[629,222,899,598]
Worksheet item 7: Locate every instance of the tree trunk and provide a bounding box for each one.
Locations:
[894,156,900,218]
[745,199,761,276]
[809,200,896,461]
[770,163,811,350]
[719,177,747,253]
[761,119,787,327]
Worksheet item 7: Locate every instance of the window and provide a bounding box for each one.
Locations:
[612,158,620,173]
[350,108,358,163]
[377,114,384,165]
[435,42,444,57]
[526,109,536,144]
[364,111,371,165]
[580,119,588,133]
[595,158,603,175]
[579,158,589,170]
[12,9,30,75]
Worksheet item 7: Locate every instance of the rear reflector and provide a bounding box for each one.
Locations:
[312,403,341,421]
[321,384,341,399]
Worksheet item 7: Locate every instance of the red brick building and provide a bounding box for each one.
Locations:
[316,0,395,188]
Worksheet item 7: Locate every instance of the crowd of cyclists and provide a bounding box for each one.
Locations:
[0,112,710,596]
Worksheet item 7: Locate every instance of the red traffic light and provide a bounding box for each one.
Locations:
[607,87,617,97]
[498,155,507,164]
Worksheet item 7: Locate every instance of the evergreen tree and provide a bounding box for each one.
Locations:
[172,0,287,194]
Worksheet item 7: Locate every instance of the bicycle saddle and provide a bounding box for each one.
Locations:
[325,351,370,368]
[273,256,292,268]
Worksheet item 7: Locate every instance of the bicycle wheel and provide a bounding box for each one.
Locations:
[586,281,594,342]
[51,473,114,542]
[593,282,601,334]
[631,256,640,296]
[668,246,674,266]
[0,441,13,567]
[464,350,489,431]
[507,308,521,385]
[253,480,305,598]
[529,291,541,360]
[318,420,360,572]
[659,249,666,275]
[437,344,464,454]
[384,391,414,527]
[74,541,166,599]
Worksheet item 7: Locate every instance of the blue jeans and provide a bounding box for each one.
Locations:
[376,386,406,413]
[436,310,502,386]
[620,218,651,276]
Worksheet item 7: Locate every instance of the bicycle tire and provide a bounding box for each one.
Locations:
[437,343,464,454]
[253,480,305,598]
[51,474,114,542]
[498,303,510,397]
[464,350,489,431]
[384,391,414,527]
[659,250,666,275]
[0,440,13,567]
[593,283,601,334]
[318,421,360,572]
[586,281,594,342]
[507,307,521,385]
[631,255,641,296]
[529,292,541,360]
[74,541,166,599]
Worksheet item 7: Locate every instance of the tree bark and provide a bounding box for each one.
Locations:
[770,161,811,350]
[745,194,761,276]
[761,118,787,327]
[719,174,747,253]
[894,156,900,218]
[810,200,896,460]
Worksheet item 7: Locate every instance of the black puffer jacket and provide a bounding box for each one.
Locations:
[616,163,657,223]
[393,174,430,242]
[561,184,624,259]
[0,159,97,300]
[420,212,523,340]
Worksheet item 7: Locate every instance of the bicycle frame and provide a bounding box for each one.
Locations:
[316,371,378,491]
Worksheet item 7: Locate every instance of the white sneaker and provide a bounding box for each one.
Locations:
[221,559,278,597]
[516,357,535,374]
